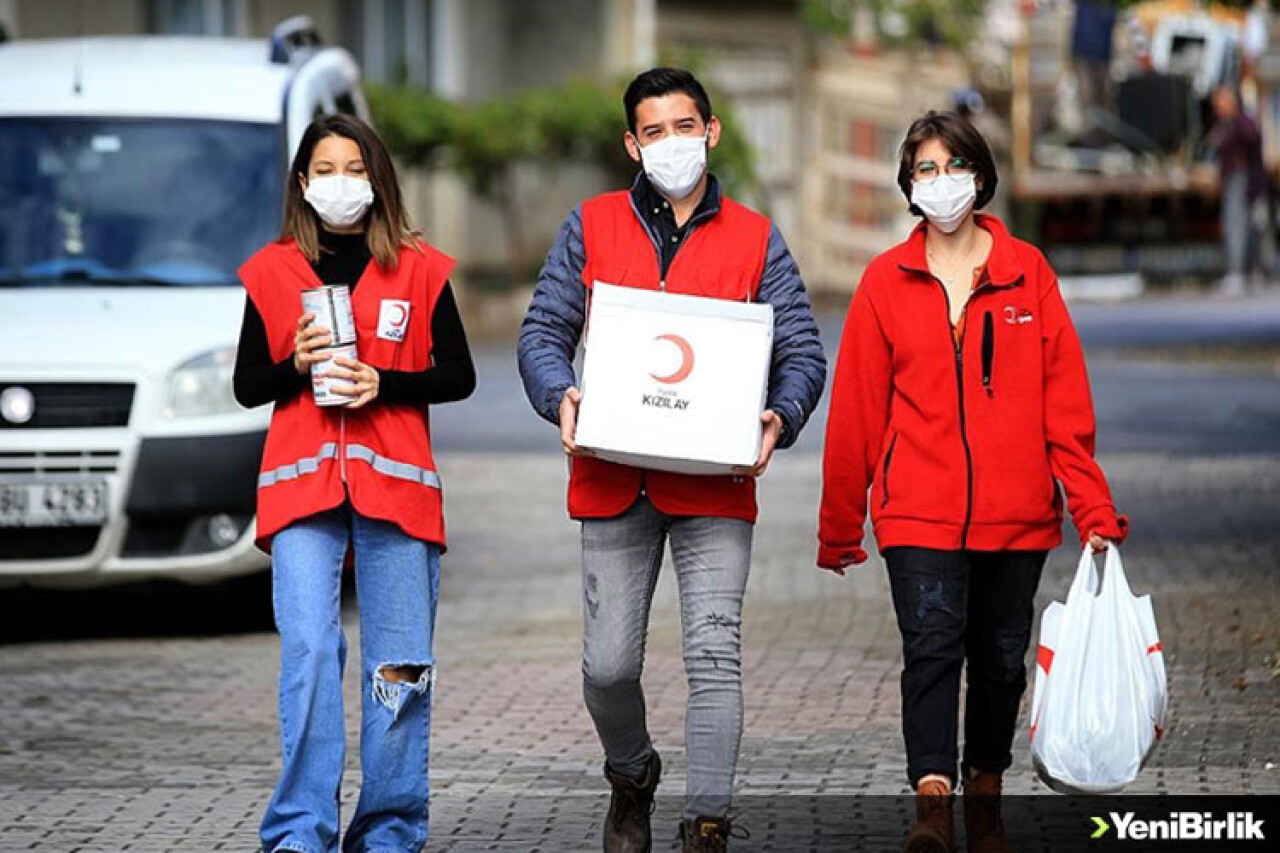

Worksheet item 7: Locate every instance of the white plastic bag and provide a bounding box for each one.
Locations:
[1029,545,1167,793]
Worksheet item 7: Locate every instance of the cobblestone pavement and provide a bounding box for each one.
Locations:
[2,445,1279,851]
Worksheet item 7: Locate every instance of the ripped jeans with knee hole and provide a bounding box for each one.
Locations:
[884,546,1046,790]
[261,502,440,853]
[580,496,753,820]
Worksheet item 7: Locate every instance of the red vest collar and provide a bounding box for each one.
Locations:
[272,238,388,291]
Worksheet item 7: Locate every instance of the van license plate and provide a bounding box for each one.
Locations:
[0,480,108,527]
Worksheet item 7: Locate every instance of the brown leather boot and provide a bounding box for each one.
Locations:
[963,770,1012,853]
[680,816,734,852]
[904,778,955,853]
[602,751,661,852]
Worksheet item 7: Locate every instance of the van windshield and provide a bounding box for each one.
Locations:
[0,118,282,287]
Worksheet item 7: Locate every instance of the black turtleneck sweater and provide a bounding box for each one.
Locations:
[232,229,476,408]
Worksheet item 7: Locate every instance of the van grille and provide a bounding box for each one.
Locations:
[0,383,135,429]
[0,526,102,560]
[0,449,124,476]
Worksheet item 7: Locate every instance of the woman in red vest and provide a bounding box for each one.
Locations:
[232,114,474,853]
[818,112,1127,853]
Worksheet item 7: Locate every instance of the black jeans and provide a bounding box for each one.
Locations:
[884,546,1047,789]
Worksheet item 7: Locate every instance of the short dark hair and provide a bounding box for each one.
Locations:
[896,111,998,215]
[623,67,712,134]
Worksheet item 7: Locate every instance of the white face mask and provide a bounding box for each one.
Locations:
[638,131,708,200]
[911,172,977,233]
[304,175,375,228]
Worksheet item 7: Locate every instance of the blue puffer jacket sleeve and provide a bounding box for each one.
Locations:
[759,224,827,449]
[518,205,586,425]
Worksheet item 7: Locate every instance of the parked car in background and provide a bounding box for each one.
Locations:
[0,17,369,588]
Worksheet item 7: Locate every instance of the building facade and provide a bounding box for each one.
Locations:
[1,0,982,294]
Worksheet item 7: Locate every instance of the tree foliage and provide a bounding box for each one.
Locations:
[366,78,758,201]
[801,0,988,51]
[367,78,760,285]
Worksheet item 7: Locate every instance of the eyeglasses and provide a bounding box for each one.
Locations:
[912,156,974,183]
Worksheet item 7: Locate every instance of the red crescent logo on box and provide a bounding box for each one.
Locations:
[651,334,695,384]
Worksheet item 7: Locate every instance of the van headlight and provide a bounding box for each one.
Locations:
[165,346,239,418]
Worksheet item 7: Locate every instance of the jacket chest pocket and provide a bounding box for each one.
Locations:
[977,298,1042,398]
[981,311,995,396]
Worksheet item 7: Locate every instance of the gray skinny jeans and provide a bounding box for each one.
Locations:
[581,495,753,820]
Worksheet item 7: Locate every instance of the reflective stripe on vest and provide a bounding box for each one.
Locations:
[347,444,442,489]
[258,442,339,488]
[258,442,442,491]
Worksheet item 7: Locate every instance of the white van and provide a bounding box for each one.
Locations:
[0,18,369,588]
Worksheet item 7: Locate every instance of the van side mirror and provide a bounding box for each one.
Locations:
[269,15,322,64]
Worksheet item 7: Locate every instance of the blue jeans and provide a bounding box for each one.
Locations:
[581,496,753,819]
[260,503,440,853]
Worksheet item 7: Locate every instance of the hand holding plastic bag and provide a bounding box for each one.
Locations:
[1029,545,1167,793]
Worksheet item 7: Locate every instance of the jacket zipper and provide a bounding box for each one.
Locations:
[880,432,898,508]
[626,191,721,481]
[628,194,665,289]
[936,283,975,550]
[627,192,715,292]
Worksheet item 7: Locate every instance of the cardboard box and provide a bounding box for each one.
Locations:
[574,282,774,476]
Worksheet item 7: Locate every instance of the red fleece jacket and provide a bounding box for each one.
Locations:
[817,215,1128,568]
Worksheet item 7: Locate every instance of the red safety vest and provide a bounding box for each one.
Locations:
[573,189,772,523]
[239,238,454,551]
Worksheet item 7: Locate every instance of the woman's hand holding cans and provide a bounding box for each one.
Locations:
[324,357,380,409]
[292,312,332,374]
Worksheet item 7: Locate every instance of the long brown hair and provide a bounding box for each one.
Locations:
[279,113,419,268]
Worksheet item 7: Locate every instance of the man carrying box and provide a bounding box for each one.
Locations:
[518,67,826,851]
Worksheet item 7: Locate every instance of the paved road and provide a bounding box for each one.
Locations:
[1,291,1278,851]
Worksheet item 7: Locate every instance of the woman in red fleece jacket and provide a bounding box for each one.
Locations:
[817,112,1128,852]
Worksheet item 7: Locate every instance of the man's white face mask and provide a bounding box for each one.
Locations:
[304,175,375,228]
[638,131,708,200]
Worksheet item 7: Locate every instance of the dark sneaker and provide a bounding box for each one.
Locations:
[603,751,661,853]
